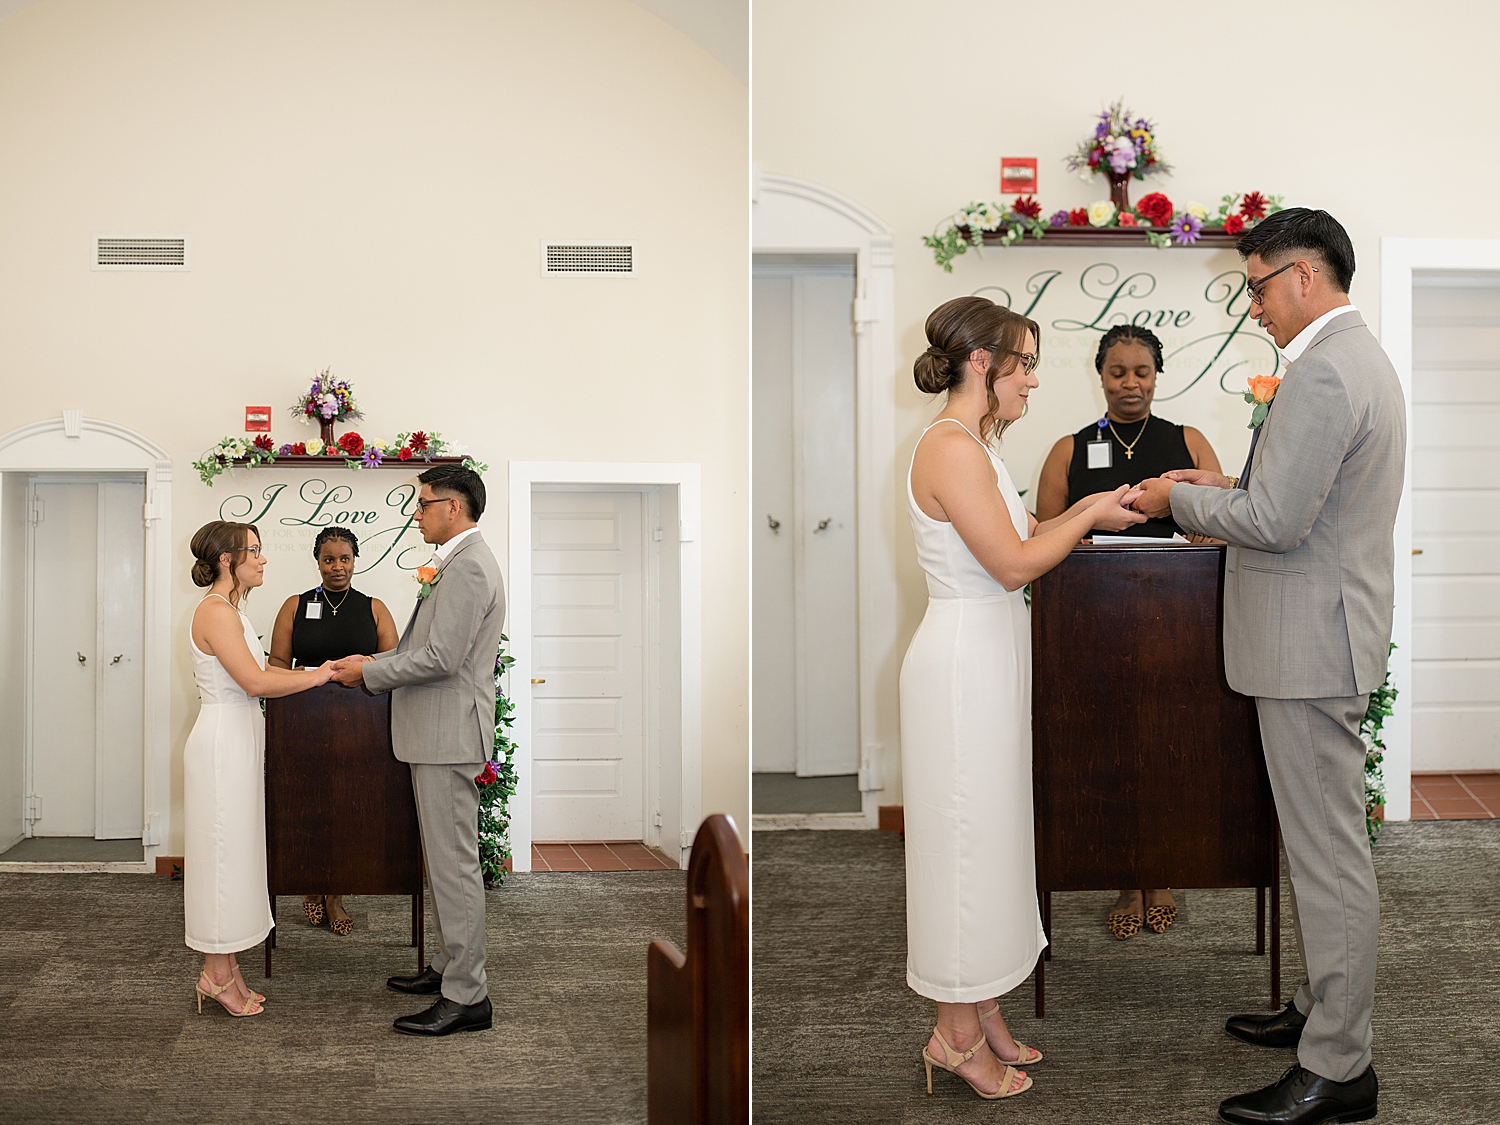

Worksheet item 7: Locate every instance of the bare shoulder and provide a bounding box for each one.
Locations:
[916,420,992,468]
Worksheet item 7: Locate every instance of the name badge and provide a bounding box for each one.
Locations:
[305,601,323,620]
[1087,440,1112,470]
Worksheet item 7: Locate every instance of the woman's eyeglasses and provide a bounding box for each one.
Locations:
[235,545,262,558]
[1005,350,1040,375]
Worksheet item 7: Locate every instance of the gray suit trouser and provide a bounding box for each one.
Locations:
[1255,695,1376,1082]
[410,762,488,1005]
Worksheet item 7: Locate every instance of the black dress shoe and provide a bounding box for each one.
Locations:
[1219,1064,1377,1124]
[393,996,492,1036]
[1227,1000,1308,1048]
[387,966,443,995]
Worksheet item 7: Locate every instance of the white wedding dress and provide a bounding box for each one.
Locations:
[900,419,1047,1002]
[183,594,274,953]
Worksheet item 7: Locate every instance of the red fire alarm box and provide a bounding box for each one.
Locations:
[245,407,272,432]
[1000,158,1037,195]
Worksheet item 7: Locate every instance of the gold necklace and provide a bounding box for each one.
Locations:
[322,587,352,616]
[1107,416,1150,460]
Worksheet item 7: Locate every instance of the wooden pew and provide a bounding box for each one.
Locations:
[647,814,749,1125]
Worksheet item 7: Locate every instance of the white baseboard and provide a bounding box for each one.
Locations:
[751,811,875,831]
[0,861,153,874]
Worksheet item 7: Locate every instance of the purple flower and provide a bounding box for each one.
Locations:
[1171,212,1203,245]
[278,443,294,455]
[1049,209,1069,227]
[361,446,383,468]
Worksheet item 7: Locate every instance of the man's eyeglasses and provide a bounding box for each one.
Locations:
[415,497,456,513]
[1245,261,1315,305]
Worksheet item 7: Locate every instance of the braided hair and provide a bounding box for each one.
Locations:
[1094,324,1164,374]
[313,525,359,559]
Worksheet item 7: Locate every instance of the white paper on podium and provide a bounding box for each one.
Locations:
[1089,533,1189,545]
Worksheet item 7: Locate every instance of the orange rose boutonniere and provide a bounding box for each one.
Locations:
[414,564,441,600]
[1244,375,1281,430]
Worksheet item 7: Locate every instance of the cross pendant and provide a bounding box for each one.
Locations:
[1125,450,1133,459]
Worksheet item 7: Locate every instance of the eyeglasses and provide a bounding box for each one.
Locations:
[414,497,456,513]
[1245,261,1316,305]
[1005,350,1040,375]
[235,544,262,558]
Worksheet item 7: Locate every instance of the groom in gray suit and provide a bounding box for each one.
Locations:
[1133,209,1404,1124]
[332,463,506,1036]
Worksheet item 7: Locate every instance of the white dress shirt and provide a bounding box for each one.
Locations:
[434,525,480,564]
[1279,303,1358,365]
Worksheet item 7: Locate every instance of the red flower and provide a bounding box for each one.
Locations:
[1223,214,1245,236]
[338,431,364,456]
[1012,196,1042,220]
[1118,212,1138,227]
[1135,192,1174,227]
[252,434,274,452]
[1239,192,1268,220]
[409,431,429,452]
[398,446,413,461]
[1067,207,1089,226]
[475,762,498,787]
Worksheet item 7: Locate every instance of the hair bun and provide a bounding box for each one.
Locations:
[190,558,216,587]
[913,348,954,395]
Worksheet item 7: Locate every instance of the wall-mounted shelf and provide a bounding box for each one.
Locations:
[980,227,1242,249]
[225,455,466,469]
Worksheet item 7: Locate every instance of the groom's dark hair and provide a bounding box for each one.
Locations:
[1236,207,1355,294]
[419,463,486,522]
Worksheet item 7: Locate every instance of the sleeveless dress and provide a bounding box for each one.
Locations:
[899,419,1047,1002]
[288,586,379,666]
[183,595,274,953]
[1065,414,1194,538]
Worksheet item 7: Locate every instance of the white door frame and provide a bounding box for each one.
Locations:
[1380,237,1500,820]
[509,461,701,870]
[0,414,170,872]
[753,171,898,828]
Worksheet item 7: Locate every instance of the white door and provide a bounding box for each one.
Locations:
[531,489,649,841]
[1411,274,1500,770]
[753,257,860,777]
[28,478,145,839]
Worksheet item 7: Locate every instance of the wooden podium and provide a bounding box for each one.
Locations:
[263,682,424,976]
[1030,544,1280,1016]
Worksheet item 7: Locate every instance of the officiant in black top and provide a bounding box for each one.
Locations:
[1035,324,1224,941]
[268,525,399,936]
[1036,324,1223,539]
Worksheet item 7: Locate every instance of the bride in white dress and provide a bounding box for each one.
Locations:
[186,521,332,1016]
[902,296,1146,1099]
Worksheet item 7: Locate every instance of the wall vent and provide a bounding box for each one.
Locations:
[93,234,190,271]
[541,242,636,277]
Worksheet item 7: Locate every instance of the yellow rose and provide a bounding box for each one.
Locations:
[1087,200,1116,227]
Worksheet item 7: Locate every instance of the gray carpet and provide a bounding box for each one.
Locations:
[0,870,684,1124]
[0,838,145,862]
[753,773,862,814]
[751,823,1500,1122]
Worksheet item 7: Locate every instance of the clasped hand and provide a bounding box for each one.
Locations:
[328,654,374,686]
[1129,469,1236,520]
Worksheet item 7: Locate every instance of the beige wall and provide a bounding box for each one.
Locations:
[754,0,1500,804]
[0,0,749,848]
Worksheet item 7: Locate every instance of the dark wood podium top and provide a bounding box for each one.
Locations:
[1031,543,1277,891]
[264,683,422,896]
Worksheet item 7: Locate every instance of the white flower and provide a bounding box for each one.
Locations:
[1079,171,1093,182]
[305,438,324,456]
[1185,201,1207,220]
[449,442,469,455]
[373,440,388,452]
[1087,200,1117,227]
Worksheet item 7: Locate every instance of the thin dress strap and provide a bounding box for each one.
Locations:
[922,416,992,453]
[202,592,243,613]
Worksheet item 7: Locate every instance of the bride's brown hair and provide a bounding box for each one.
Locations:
[913,296,1039,443]
[190,521,261,593]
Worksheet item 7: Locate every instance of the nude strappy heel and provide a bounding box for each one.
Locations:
[922,1027,1031,1099]
[977,1003,1043,1065]
[196,970,263,1017]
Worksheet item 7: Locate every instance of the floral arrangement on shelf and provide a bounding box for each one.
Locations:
[1361,645,1397,845]
[925,190,1284,271]
[477,637,520,887]
[293,368,362,429]
[192,428,488,485]
[1066,99,1171,194]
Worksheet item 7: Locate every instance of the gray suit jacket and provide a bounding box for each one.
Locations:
[1171,311,1405,699]
[363,530,507,764]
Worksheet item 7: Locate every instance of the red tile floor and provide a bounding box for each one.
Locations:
[530,842,678,872]
[1409,771,1500,820]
